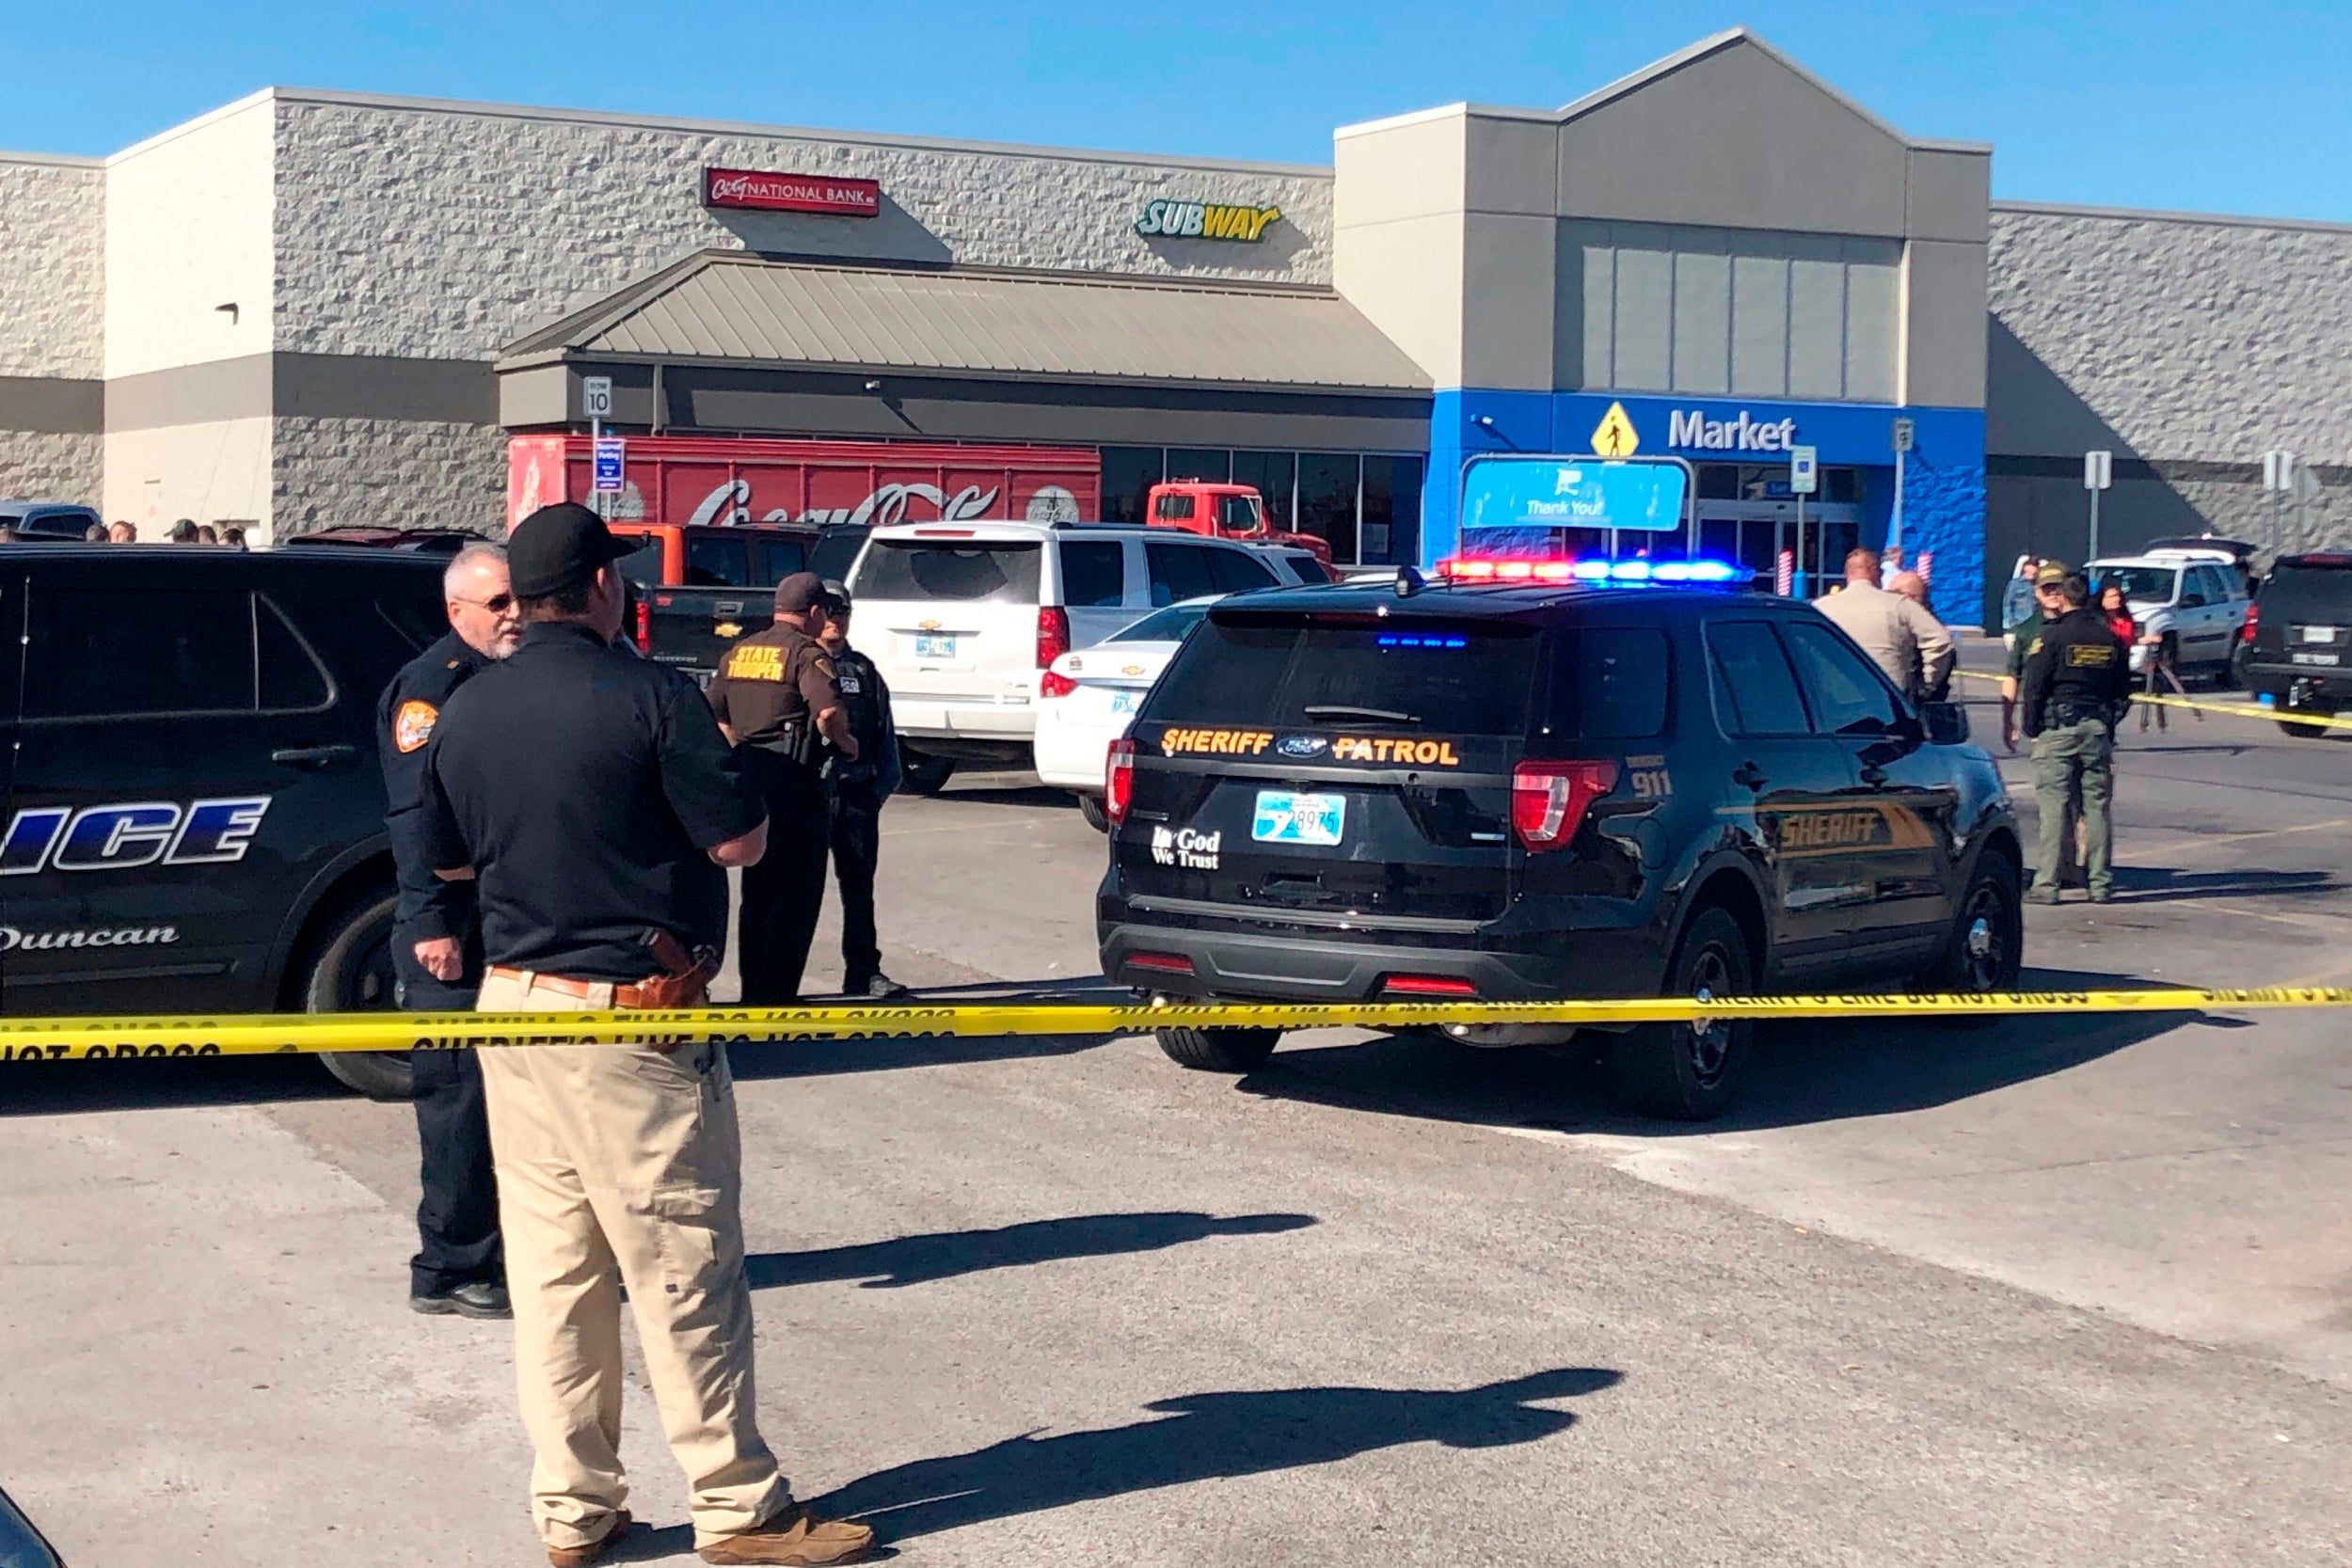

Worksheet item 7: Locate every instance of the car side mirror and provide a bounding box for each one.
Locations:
[1920,701,1970,747]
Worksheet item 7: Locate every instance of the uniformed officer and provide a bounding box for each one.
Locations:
[2021,566,2134,905]
[419,505,872,1568]
[705,572,857,1005]
[379,539,520,1320]
[815,581,906,998]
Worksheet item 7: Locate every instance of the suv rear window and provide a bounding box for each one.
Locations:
[2261,562,2352,622]
[1150,612,1537,736]
[852,540,1042,604]
[1548,626,1670,739]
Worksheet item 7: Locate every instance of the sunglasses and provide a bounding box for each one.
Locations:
[454,593,516,614]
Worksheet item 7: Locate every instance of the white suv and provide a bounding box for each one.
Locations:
[2086,548,2250,677]
[844,522,1324,790]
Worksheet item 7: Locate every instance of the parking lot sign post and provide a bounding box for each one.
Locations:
[2263,450,2302,553]
[2084,449,2113,562]
[1788,446,1818,599]
[592,436,626,501]
[583,377,615,517]
[1889,417,1915,563]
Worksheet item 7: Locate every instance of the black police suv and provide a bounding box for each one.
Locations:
[0,545,449,1097]
[2234,550,2352,737]
[1096,577,2024,1119]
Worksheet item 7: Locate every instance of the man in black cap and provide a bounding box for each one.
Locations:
[815,580,907,997]
[419,504,872,1568]
[2022,565,2134,905]
[705,571,856,1004]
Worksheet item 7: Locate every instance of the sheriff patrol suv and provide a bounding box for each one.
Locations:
[0,545,449,1097]
[1096,573,2023,1118]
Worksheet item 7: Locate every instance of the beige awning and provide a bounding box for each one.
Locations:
[498,249,1430,395]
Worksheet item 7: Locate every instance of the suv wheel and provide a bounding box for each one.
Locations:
[302,889,415,1101]
[1155,1024,1279,1073]
[900,748,955,795]
[1918,853,2024,1006]
[1076,792,1110,832]
[1611,906,1755,1120]
[2278,706,2335,739]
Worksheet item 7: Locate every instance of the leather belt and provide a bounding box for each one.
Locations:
[485,959,716,1010]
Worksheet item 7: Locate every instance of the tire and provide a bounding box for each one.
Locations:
[300,888,415,1101]
[1154,1025,1279,1073]
[1610,906,1756,1121]
[1076,792,1110,832]
[2279,715,2334,739]
[1917,851,2024,1012]
[899,748,955,796]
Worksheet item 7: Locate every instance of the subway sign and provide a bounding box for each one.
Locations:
[1136,199,1281,242]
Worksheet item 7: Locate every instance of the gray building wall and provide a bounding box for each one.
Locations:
[1987,201,2352,568]
[0,152,105,503]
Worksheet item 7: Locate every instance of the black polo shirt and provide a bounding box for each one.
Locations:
[418,621,764,981]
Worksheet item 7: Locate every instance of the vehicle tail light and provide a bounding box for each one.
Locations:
[1041,670,1078,698]
[1382,974,1478,997]
[1128,951,1195,975]
[1037,605,1071,670]
[633,595,653,654]
[1105,737,1136,824]
[2241,601,2259,644]
[1511,759,1619,850]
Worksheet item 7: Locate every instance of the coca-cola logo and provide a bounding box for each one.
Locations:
[704,166,881,216]
[686,479,1001,531]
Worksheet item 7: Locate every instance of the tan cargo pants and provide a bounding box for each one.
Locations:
[474,971,790,1554]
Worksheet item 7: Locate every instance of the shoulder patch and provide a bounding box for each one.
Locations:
[393,699,438,753]
[813,655,835,680]
[725,643,786,681]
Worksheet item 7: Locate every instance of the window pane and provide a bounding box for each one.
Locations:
[1672,249,1730,394]
[1613,245,1672,391]
[1145,541,1220,607]
[1788,258,1845,399]
[1781,621,1899,736]
[27,589,256,718]
[1844,260,1898,404]
[1152,614,1537,736]
[258,597,332,711]
[1581,240,1614,389]
[1360,454,1422,567]
[1058,540,1126,608]
[1730,255,1788,397]
[1097,447,1164,524]
[1152,491,1196,521]
[685,534,749,586]
[754,536,807,584]
[1216,494,1262,532]
[1295,453,1360,563]
[1166,449,1231,483]
[1552,626,1670,739]
[1705,620,1809,736]
[850,540,1042,604]
[1231,451,1295,530]
[1204,546,1278,594]
[615,537,665,586]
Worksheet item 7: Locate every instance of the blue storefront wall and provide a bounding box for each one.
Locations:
[1424,389,1988,626]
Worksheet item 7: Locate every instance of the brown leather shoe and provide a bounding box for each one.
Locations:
[696,1504,876,1565]
[548,1510,631,1568]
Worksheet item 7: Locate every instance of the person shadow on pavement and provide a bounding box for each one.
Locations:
[810,1367,1623,1543]
[744,1211,1314,1291]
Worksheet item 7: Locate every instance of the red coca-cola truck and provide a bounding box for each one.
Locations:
[505,435,1101,532]
[1144,479,1333,565]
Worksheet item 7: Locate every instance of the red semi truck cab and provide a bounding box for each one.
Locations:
[1146,480,1333,566]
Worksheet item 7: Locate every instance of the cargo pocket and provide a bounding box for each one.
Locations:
[644,1185,748,1338]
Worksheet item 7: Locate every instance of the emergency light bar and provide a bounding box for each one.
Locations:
[1435,556,1742,585]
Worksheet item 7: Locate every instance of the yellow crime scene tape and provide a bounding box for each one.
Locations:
[1952,665,2352,728]
[4,989,2351,1064]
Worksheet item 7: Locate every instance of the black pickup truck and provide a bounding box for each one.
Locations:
[612,521,867,681]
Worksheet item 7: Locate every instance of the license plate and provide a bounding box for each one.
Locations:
[1252,790,1345,847]
[2302,626,2339,643]
[913,633,957,659]
[2291,651,2341,666]
[1108,690,1139,716]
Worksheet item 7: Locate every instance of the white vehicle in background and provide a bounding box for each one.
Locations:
[845,522,1323,792]
[1035,597,1222,831]
[2086,547,2250,679]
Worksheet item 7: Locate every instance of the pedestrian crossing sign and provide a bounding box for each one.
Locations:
[1591,402,1640,458]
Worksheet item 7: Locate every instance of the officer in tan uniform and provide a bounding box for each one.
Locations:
[706,572,857,1004]
[1815,547,1955,703]
[419,507,872,1568]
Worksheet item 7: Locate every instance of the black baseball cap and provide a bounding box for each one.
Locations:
[820,578,852,614]
[773,571,829,614]
[508,503,637,597]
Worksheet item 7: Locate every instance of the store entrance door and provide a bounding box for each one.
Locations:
[1695,500,1865,595]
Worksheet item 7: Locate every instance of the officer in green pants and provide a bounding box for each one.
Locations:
[2020,564,2134,904]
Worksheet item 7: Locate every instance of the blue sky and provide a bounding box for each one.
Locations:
[8,1,2349,222]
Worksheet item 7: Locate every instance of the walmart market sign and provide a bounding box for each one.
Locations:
[1136,198,1281,242]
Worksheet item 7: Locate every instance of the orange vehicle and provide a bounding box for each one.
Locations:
[1145,480,1334,566]
[607,520,829,678]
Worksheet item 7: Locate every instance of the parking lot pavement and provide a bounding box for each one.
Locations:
[7,726,2352,1565]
